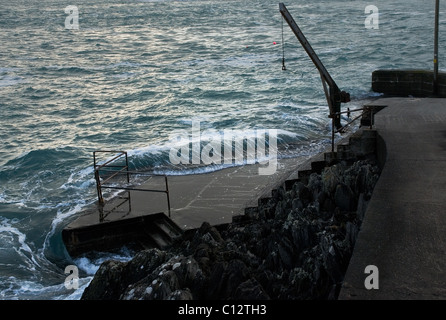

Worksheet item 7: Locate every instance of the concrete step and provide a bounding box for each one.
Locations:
[337,143,350,152]
[233,127,381,226]
[324,152,337,164]
[153,218,183,241]
[147,232,171,249]
[311,160,327,174]
[146,216,183,249]
[283,178,300,191]
[297,169,313,183]
[258,197,271,207]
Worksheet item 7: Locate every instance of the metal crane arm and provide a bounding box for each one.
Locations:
[279,3,349,128]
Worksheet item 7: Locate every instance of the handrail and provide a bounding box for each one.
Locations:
[93,150,171,220]
[94,150,128,170]
[330,106,375,152]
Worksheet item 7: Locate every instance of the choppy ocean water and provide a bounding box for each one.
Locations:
[0,0,443,299]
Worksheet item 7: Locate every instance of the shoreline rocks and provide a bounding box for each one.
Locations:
[81,158,381,300]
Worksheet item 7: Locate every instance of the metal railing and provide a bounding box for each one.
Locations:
[330,106,375,152]
[93,150,171,221]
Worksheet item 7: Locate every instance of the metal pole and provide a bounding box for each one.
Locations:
[95,169,104,206]
[434,0,440,95]
[280,2,344,128]
[125,151,130,184]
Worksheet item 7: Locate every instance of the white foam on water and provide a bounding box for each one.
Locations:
[73,246,135,275]
[0,218,41,272]
[127,144,166,158]
[60,169,95,191]
[0,273,94,300]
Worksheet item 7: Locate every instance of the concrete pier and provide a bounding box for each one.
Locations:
[339,97,446,300]
[372,69,446,97]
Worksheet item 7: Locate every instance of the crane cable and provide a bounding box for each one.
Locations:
[281,16,287,71]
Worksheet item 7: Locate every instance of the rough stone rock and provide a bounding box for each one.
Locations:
[292,198,304,211]
[168,288,194,300]
[321,165,342,195]
[288,267,312,298]
[81,260,126,300]
[122,248,169,285]
[356,193,368,222]
[122,270,179,300]
[334,183,356,212]
[298,185,313,207]
[81,158,381,301]
[234,278,270,300]
[207,259,250,299]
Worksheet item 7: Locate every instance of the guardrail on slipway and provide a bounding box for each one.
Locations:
[93,150,171,221]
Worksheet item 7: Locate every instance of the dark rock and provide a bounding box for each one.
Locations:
[122,248,169,285]
[129,270,178,300]
[81,157,381,301]
[290,219,317,253]
[194,241,210,257]
[334,183,356,212]
[356,193,368,222]
[81,260,125,300]
[292,198,304,211]
[234,278,270,300]
[345,221,359,250]
[169,288,194,300]
[292,181,305,194]
[321,165,341,195]
[321,195,336,213]
[196,221,223,244]
[156,270,181,299]
[308,173,323,200]
[299,185,313,207]
[319,233,344,283]
[170,256,202,289]
[277,237,294,269]
[208,259,250,299]
[288,267,312,298]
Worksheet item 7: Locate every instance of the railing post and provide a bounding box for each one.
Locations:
[94,169,105,206]
[125,151,130,184]
[93,150,173,220]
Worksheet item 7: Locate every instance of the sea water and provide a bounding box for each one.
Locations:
[0,0,443,299]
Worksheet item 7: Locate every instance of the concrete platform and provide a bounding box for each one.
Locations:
[62,153,314,256]
[339,97,446,300]
[70,156,308,230]
[134,157,314,229]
